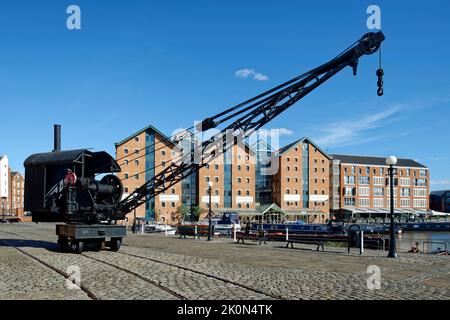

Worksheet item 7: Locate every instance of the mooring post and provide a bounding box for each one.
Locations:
[360,230,364,255]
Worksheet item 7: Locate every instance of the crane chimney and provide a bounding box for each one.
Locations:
[53,124,61,152]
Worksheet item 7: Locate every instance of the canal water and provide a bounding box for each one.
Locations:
[396,232,450,253]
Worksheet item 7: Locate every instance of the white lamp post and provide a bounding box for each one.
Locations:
[386,155,399,258]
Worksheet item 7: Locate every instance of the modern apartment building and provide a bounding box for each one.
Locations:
[330,154,430,220]
[272,138,331,223]
[0,155,9,213]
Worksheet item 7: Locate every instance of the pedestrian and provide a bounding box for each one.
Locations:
[408,242,420,253]
[245,218,251,235]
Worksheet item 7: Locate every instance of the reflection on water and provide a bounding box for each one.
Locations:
[396,232,450,253]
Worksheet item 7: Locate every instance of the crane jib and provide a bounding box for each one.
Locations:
[116,31,385,216]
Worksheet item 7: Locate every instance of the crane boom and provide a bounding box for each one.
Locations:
[116,31,385,217]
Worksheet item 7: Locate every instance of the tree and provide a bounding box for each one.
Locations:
[190,206,204,222]
[177,204,190,222]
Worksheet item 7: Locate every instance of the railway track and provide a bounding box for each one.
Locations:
[0,230,185,300]
[115,249,283,300]
[0,230,278,300]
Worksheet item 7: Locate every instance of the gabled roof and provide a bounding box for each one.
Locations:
[114,124,176,147]
[276,137,332,159]
[11,171,23,179]
[331,154,427,168]
[250,140,273,153]
[258,203,285,215]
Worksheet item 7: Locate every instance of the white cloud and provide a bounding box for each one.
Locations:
[311,94,450,149]
[235,68,269,81]
[253,72,269,81]
[431,179,450,186]
[258,128,293,138]
[314,105,401,148]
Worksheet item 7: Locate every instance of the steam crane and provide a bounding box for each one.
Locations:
[24,32,385,253]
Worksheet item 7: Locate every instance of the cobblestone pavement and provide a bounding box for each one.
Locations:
[1,223,449,300]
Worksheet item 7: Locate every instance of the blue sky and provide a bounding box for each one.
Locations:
[0,1,449,190]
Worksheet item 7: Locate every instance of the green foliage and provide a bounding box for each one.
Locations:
[177,204,190,221]
[190,206,203,222]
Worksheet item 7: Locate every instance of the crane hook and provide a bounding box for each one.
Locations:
[376,68,384,96]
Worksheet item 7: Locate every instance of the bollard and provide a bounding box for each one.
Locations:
[360,230,364,255]
[194,225,198,239]
[141,224,144,234]
[286,228,289,242]
[165,223,168,236]
[233,225,237,242]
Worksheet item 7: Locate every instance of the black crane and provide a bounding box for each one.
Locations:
[24,31,385,253]
[116,31,385,217]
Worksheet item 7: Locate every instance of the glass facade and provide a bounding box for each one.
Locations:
[181,137,198,210]
[223,146,232,208]
[302,142,309,208]
[253,141,273,206]
[145,130,155,221]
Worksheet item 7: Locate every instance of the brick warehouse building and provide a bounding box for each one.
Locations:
[330,154,430,220]
[9,171,25,218]
[0,155,26,221]
[272,138,332,224]
[115,125,257,225]
[115,125,430,225]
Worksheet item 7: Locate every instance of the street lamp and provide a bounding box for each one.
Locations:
[386,155,399,258]
[207,181,213,241]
